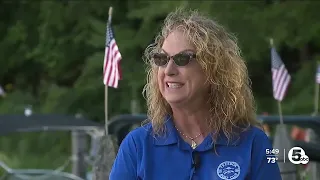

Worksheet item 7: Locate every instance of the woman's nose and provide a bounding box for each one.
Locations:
[164,59,178,76]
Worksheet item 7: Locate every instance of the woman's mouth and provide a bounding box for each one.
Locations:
[166,82,184,89]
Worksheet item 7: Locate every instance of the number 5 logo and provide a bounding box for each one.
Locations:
[288,147,309,165]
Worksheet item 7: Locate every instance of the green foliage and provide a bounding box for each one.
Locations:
[0,0,320,170]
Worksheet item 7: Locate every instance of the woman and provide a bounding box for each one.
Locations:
[110,8,281,180]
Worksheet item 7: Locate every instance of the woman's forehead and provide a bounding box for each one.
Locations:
[161,31,195,55]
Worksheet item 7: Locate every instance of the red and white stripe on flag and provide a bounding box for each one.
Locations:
[103,23,122,88]
[271,47,291,101]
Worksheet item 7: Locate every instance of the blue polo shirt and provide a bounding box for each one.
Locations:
[109,116,281,180]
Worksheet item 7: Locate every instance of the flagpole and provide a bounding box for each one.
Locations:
[314,83,319,115]
[270,38,284,125]
[277,100,284,125]
[105,7,113,135]
[269,38,298,180]
[0,85,6,97]
[314,62,319,115]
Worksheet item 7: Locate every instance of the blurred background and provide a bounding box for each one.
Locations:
[0,0,320,180]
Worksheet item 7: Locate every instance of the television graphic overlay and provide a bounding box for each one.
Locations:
[287,147,309,165]
[265,148,280,164]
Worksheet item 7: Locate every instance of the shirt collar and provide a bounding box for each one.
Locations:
[153,115,241,149]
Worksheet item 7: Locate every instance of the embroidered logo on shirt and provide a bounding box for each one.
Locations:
[216,161,240,180]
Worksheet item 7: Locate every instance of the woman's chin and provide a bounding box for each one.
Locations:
[165,96,188,107]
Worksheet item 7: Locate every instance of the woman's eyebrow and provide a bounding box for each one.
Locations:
[160,49,195,55]
[180,49,196,53]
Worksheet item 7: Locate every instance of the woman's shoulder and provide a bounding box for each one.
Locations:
[243,125,268,140]
[242,125,268,138]
[238,125,272,149]
[119,122,154,149]
[218,125,269,146]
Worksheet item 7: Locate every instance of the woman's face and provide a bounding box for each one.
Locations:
[156,30,208,108]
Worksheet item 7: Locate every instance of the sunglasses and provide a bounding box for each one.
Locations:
[152,52,196,66]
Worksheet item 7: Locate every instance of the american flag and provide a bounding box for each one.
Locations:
[271,47,291,101]
[103,21,122,88]
[316,64,320,84]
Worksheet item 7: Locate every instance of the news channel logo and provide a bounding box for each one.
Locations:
[265,147,309,164]
[287,147,309,165]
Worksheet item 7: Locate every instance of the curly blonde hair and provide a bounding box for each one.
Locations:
[142,8,261,143]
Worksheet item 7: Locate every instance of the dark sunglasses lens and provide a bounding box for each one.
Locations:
[173,53,191,66]
[153,54,168,66]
